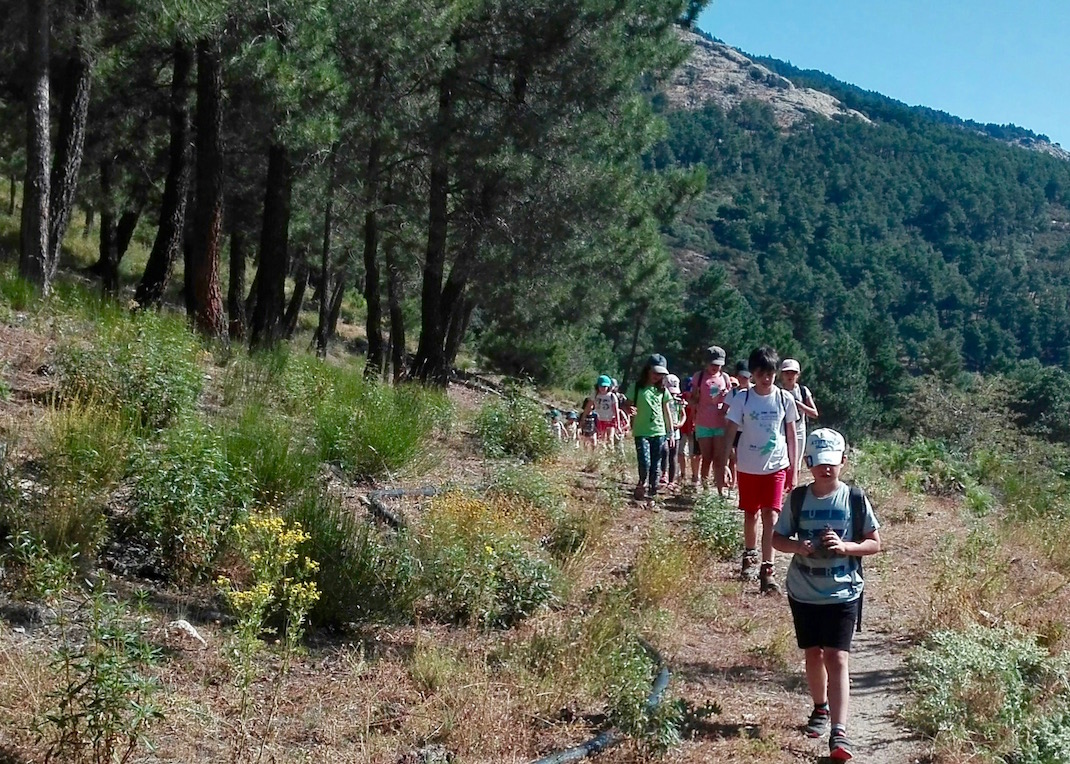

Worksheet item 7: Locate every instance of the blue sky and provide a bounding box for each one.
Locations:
[696,1,1070,148]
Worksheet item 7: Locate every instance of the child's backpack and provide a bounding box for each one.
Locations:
[788,484,868,632]
[581,411,598,436]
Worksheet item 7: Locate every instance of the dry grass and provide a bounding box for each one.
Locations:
[8,309,1070,764]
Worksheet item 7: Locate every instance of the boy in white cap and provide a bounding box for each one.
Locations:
[772,428,882,762]
[780,359,819,484]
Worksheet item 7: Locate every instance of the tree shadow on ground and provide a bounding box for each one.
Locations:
[0,745,28,764]
[675,659,807,693]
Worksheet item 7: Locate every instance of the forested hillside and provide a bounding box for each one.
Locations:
[644,32,1070,431]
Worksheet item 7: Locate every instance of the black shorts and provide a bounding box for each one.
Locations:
[788,597,859,652]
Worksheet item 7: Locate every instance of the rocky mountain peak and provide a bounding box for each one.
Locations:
[666,32,870,128]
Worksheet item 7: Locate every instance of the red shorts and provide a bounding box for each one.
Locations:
[596,419,616,435]
[737,469,788,513]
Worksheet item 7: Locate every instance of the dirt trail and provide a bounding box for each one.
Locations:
[843,591,926,763]
[632,481,933,764]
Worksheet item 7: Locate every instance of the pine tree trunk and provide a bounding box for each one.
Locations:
[413,74,452,385]
[249,142,292,348]
[227,225,246,340]
[282,259,308,340]
[188,39,226,337]
[8,174,16,216]
[444,298,474,371]
[19,0,51,292]
[620,304,647,394]
[386,238,407,383]
[362,202,383,377]
[325,278,345,344]
[136,42,193,309]
[314,152,337,358]
[95,159,118,295]
[48,0,97,265]
[362,66,385,378]
[82,206,93,238]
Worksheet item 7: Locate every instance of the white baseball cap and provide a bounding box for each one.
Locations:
[781,359,801,373]
[804,428,847,467]
[665,374,681,395]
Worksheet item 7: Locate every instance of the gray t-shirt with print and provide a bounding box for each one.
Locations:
[773,483,880,604]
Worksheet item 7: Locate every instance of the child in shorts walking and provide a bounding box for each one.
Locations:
[772,428,881,761]
[724,346,798,594]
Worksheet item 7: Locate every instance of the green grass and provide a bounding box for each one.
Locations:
[476,394,559,462]
[691,493,742,561]
[57,308,204,431]
[224,402,319,505]
[0,267,37,311]
[127,417,253,581]
[280,356,451,479]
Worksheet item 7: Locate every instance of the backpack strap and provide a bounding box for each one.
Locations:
[848,484,866,632]
[789,485,809,534]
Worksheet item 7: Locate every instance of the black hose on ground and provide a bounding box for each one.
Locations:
[530,642,671,764]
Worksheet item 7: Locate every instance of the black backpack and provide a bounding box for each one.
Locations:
[788,484,868,632]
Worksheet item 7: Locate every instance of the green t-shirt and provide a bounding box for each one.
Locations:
[628,384,673,438]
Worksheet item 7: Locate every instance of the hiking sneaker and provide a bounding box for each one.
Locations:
[740,549,760,581]
[804,705,830,738]
[633,484,646,501]
[829,728,853,760]
[759,563,782,595]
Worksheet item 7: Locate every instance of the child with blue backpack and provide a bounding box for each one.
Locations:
[772,428,882,761]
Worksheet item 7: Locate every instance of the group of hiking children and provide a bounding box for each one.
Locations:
[556,345,881,761]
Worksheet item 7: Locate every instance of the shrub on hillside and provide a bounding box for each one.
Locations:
[127,419,252,581]
[29,404,137,556]
[1007,360,1070,445]
[272,356,450,479]
[691,493,742,560]
[224,403,318,504]
[486,465,604,560]
[486,465,566,518]
[476,395,558,462]
[314,382,449,479]
[411,493,560,628]
[58,311,203,430]
[905,625,1070,764]
[286,489,414,626]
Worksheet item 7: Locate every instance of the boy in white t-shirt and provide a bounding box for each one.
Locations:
[724,346,798,595]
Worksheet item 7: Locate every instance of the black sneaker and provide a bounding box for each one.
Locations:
[804,705,830,738]
[829,728,853,760]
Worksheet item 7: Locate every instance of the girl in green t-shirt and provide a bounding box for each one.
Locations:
[625,354,676,505]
